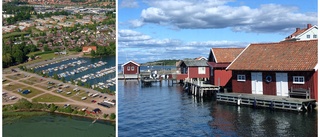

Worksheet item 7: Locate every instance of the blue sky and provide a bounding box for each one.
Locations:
[118,0,318,64]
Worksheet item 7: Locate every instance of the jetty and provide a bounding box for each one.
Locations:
[216,93,316,112]
[183,79,220,98]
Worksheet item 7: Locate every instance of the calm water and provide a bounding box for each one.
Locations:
[34,56,116,91]
[3,113,115,137]
[118,80,317,136]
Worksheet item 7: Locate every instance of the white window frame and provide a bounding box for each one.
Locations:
[237,75,246,81]
[127,66,130,71]
[313,35,317,38]
[307,35,310,38]
[198,67,206,74]
[131,66,135,71]
[293,76,305,84]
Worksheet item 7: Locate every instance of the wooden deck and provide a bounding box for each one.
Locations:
[216,93,316,112]
[184,80,220,97]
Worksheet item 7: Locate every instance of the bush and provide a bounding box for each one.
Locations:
[109,113,115,120]
[103,114,108,118]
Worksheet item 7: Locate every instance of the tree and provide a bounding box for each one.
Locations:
[49,103,57,112]
[53,73,59,79]
[44,45,51,51]
[3,53,13,68]
[110,113,115,120]
[61,77,66,83]
[90,50,96,57]
[12,50,25,64]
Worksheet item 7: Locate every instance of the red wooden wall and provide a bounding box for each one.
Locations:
[188,67,210,79]
[123,62,139,74]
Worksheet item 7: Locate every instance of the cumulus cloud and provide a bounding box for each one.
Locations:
[118,29,247,63]
[120,0,139,8]
[130,0,317,33]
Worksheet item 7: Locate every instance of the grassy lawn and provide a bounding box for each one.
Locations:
[32,93,67,102]
[3,83,27,91]
[71,91,92,103]
[6,73,27,80]
[16,87,44,98]
[3,32,30,39]
[34,83,55,90]
[20,76,45,85]
[2,79,11,84]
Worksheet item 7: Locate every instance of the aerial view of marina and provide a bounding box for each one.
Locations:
[2,0,116,136]
[118,0,318,136]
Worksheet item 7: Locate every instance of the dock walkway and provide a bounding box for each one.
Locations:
[184,79,220,97]
[216,93,316,111]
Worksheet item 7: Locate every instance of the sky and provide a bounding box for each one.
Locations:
[118,0,318,64]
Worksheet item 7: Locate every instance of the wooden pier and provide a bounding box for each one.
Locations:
[216,93,316,112]
[184,79,220,98]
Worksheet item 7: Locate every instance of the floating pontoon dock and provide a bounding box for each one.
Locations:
[216,93,316,112]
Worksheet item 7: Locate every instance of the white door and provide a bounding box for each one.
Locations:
[276,73,289,96]
[251,72,263,94]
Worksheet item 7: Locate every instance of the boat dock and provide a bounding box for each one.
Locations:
[216,93,316,112]
[184,79,220,98]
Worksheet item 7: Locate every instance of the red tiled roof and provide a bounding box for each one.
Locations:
[227,40,318,71]
[207,62,229,68]
[211,48,244,63]
[82,46,97,52]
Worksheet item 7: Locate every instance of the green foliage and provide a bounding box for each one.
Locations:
[14,98,33,110]
[49,103,57,112]
[110,113,115,120]
[103,114,108,118]
[3,2,34,25]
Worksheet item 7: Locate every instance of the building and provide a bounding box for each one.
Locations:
[207,48,244,89]
[176,60,210,81]
[285,24,318,41]
[122,60,140,75]
[227,40,318,101]
[82,46,97,54]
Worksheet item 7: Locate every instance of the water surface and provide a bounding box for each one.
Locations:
[118,80,317,136]
[3,113,115,137]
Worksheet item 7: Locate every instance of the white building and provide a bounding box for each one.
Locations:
[285,24,318,41]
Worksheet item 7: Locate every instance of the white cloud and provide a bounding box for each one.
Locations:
[120,0,139,8]
[118,29,248,63]
[132,0,317,33]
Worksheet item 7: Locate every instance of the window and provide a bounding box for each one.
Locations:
[237,75,246,81]
[293,76,305,84]
[210,67,213,76]
[307,35,310,38]
[131,66,135,71]
[313,35,317,38]
[198,67,206,74]
[127,66,130,71]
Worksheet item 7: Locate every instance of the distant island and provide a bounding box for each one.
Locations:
[141,59,180,66]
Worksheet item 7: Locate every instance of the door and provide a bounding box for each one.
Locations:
[251,72,263,94]
[276,73,289,96]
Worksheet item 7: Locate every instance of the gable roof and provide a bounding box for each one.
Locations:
[122,60,140,67]
[285,24,318,40]
[183,60,208,67]
[227,40,318,71]
[211,48,244,63]
[195,56,207,60]
[82,46,97,52]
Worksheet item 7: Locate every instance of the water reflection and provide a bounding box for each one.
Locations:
[119,80,317,136]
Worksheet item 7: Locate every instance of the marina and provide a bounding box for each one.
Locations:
[32,56,116,91]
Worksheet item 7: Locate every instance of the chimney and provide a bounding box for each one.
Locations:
[296,28,300,32]
[307,24,312,29]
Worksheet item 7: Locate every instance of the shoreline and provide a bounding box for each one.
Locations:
[3,109,115,124]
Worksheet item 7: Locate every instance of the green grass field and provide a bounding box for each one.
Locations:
[17,87,44,98]
[3,83,27,91]
[3,32,30,39]
[32,93,67,102]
